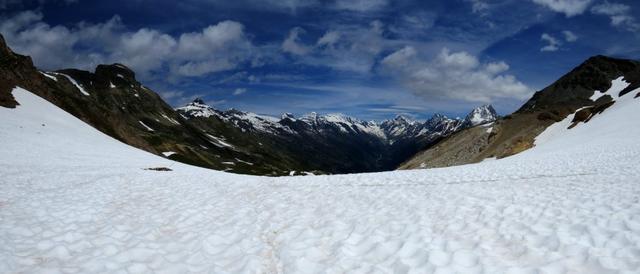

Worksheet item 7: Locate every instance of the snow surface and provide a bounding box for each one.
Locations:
[2,86,640,273]
[162,151,177,157]
[161,113,180,125]
[590,76,629,101]
[56,73,90,96]
[138,121,154,132]
[205,133,235,149]
[39,71,58,81]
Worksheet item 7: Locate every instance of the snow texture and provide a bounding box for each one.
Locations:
[1,86,640,273]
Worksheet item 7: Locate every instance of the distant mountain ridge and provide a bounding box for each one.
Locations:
[177,99,497,144]
[176,98,497,174]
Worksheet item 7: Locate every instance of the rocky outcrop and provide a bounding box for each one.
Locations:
[519,55,640,115]
[0,35,43,108]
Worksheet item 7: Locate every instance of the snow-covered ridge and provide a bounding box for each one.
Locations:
[176,99,497,141]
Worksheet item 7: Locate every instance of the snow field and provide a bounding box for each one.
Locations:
[1,86,640,273]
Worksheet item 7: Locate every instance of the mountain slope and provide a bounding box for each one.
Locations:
[2,80,640,273]
[400,55,640,169]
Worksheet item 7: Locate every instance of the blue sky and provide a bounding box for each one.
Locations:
[1,0,638,120]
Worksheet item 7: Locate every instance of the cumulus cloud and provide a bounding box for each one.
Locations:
[540,33,561,52]
[0,11,258,79]
[591,1,638,31]
[531,0,593,17]
[381,47,531,103]
[282,27,311,56]
[172,21,253,77]
[0,11,122,70]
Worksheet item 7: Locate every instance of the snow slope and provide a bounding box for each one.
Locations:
[1,87,640,273]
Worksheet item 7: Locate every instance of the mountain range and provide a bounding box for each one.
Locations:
[2,32,638,176]
[0,34,496,175]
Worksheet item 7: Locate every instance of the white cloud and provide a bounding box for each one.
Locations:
[282,27,311,55]
[317,31,340,47]
[381,47,531,103]
[562,30,578,42]
[531,0,593,17]
[540,33,561,52]
[283,21,387,73]
[540,31,578,52]
[0,11,122,70]
[114,29,176,76]
[0,11,258,79]
[233,88,247,95]
[590,1,630,15]
[591,1,638,31]
[172,21,253,77]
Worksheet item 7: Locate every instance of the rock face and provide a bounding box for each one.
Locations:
[519,55,640,114]
[0,34,495,175]
[400,55,640,170]
[0,35,40,108]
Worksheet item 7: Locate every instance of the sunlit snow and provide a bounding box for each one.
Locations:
[1,86,640,273]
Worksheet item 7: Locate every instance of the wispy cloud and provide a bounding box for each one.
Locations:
[540,33,561,52]
[591,1,639,31]
[233,88,247,95]
[540,31,578,52]
[531,0,593,17]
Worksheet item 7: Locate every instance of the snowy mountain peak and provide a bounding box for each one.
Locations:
[393,115,412,124]
[463,104,497,127]
[176,99,217,118]
[281,113,296,120]
[191,98,207,106]
[426,113,450,124]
